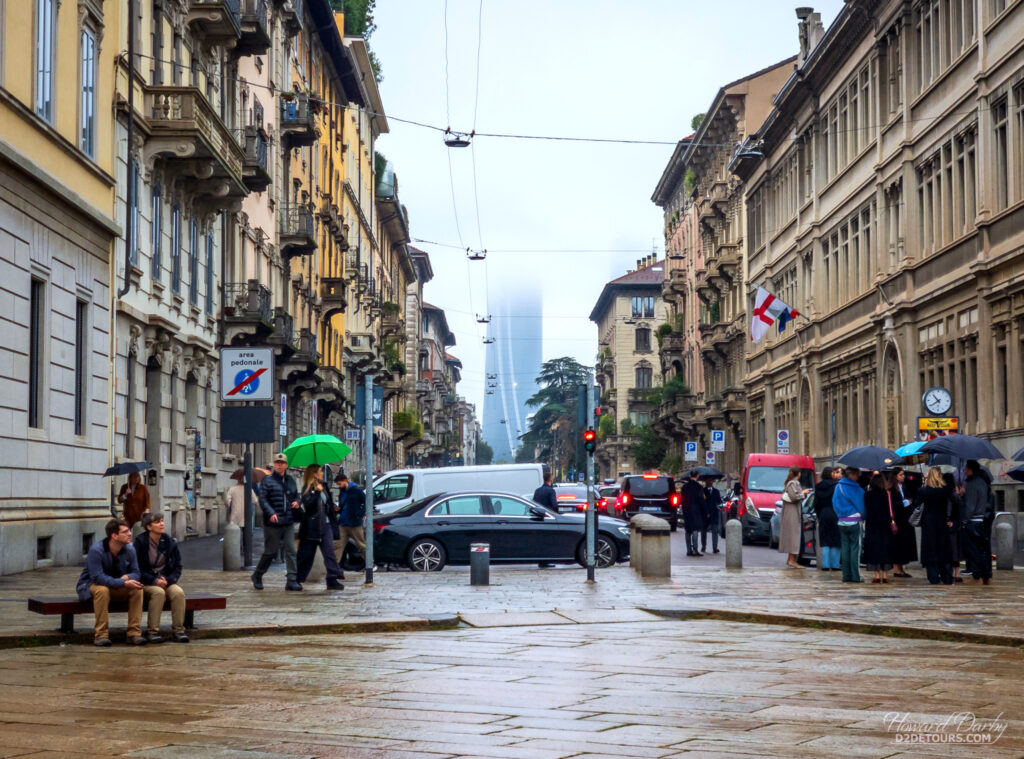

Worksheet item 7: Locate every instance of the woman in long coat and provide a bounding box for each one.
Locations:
[295,465,345,590]
[942,472,964,582]
[863,472,894,583]
[917,467,954,585]
[779,467,809,568]
[888,467,918,577]
[813,466,842,571]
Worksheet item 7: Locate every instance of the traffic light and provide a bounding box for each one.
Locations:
[583,428,597,454]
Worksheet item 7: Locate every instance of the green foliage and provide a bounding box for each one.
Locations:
[660,454,683,474]
[684,169,697,193]
[381,336,401,367]
[620,418,634,435]
[597,346,611,361]
[691,113,706,131]
[520,357,592,474]
[598,413,615,439]
[655,323,674,345]
[632,425,667,471]
[339,0,377,37]
[662,374,690,401]
[476,437,494,465]
[381,300,401,316]
[674,312,685,332]
[644,386,664,406]
[375,152,388,186]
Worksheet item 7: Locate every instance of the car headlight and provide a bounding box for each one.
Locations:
[745,497,755,514]
[617,526,630,536]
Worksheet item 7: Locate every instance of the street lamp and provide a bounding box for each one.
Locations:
[444,129,473,148]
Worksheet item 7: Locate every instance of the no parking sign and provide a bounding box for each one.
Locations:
[777,429,790,454]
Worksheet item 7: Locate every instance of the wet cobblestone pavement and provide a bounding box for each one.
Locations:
[0,619,1021,758]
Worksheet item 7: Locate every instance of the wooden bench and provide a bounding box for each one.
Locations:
[27,592,227,634]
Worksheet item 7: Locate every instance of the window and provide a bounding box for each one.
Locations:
[992,98,1008,211]
[29,279,45,428]
[374,474,412,503]
[128,163,140,265]
[35,0,55,121]
[205,232,214,314]
[631,296,654,318]
[1017,85,1024,206]
[189,219,199,305]
[74,300,87,435]
[151,184,162,280]
[915,0,975,93]
[635,366,653,388]
[430,496,485,516]
[635,328,651,352]
[489,496,534,517]
[171,204,181,293]
[80,27,97,156]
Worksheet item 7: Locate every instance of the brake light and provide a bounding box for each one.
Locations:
[642,473,658,479]
[577,503,587,510]
[738,502,746,517]
[670,493,681,507]
[599,498,608,508]
[372,523,388,532]
[556,494,576,501]
[620,493,630,506]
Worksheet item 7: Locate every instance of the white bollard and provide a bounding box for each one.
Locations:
[725,519,742,569]
[222,522,242,571]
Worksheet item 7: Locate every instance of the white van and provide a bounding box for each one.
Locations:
[371,464,546,514]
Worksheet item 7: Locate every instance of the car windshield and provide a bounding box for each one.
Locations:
[555,486,588,499]
[747,467,815,493]
[599,487,619,497]
[627,477,671,496]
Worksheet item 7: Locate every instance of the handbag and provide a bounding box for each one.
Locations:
[908,502,923,527]
[887,492,898,534]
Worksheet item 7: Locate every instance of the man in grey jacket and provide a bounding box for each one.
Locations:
[961,460,992,583]
[76,519,146,646]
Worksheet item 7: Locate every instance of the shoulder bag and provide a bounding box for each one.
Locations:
[888,492,898,534]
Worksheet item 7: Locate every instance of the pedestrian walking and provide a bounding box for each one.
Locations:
[833,467,866,583]
[779,466,809,568]
[680,470,706,556]
[863,472,895,584]
[133,512,189,642]
[916,467,955,585]
[813,466,842,572]
[333,471,367,566]
[117,472,150,534]
[942,472,964,582]
[961,460,993,584]
[251,453,302,591]
[226,480,246,529]
[889,467,918,577]
[701,478,721,554]
[532,473,558,510]
[295,465,344,590]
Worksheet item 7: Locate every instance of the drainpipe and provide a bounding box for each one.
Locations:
[117,0,136,299]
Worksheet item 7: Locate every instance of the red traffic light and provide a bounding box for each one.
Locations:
[582,429,596,442]
[583,428,596,453]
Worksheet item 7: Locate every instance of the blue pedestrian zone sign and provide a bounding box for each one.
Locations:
[233,369,260,395]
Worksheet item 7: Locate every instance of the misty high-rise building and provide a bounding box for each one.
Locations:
[482,290,542,462]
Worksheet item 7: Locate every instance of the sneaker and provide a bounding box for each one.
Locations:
[145,632,164,644]
[93,638,112,647]
[172,632,190,643]
[128,636,148,646]
[285,580,303,591]
[250,572,264,590]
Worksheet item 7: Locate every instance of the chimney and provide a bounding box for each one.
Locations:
[636,259,643,270]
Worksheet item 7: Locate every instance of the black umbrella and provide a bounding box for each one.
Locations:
[1008,464,1024,484]
[1010,446,1024,461]
[919,434,1002,460]
[695,466,724,480]
[837,445,899,471]
[100,461,151,477]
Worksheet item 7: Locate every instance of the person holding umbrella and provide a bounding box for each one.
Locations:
[295,465,344,590]
[701,477,722,554]
[961,460,993,584]
[889,467,918,578]
[118,471,151,534]
[813,466,842,572]
[916,467,955,585]
[863,472,894,584]
[680,469,706,557]
[833,467,866,583]
[251,453,302,591]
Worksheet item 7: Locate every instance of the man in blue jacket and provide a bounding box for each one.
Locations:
[133,512,189,643]
[251,453,302,591]
[76,519,146,646]
[832,467,867,583]
[334,471,366,564]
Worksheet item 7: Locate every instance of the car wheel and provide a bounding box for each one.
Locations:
[406,539,446,572]
[577,534,618,569]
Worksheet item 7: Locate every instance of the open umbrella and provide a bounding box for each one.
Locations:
[101,461,151,477]
[1010,446,1024,461]
[919,434,1002,460]
[695,466,724,479]
[230,467,269,483]
[837,445,899,471]
[894,441,927,459]
[1008,463,1024,483]
[283,434,353,467]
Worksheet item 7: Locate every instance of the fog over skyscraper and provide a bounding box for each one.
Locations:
[482,288,542,462]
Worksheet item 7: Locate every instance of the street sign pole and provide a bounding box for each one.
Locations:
[242,444,253,568]
[586,376,596,582]
[363,374,375,585]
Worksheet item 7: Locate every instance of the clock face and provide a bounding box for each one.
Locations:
[923,386,952,415]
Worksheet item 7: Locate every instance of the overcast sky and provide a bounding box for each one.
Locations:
[371,0,845,419]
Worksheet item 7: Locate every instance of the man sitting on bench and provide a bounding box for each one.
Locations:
[75,519,146,647]
[133,512,189,643]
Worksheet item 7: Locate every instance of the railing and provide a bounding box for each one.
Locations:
[294,329,318,360]
[242,126,268,171]
[144,85,243,178]
[224,280,271,323]
[242,0,267,23]
[279,204,314,239]
[280,92,317,130]
[271,309,294,344]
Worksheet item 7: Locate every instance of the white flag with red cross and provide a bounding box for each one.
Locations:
[750,287,800,343]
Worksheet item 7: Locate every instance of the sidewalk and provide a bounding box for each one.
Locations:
[1,556,1021,647]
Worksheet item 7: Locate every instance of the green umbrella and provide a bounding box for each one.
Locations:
[283,434,353,467]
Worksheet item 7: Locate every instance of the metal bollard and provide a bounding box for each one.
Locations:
[470,543,490,586]
[725,519,742,569]
[223,523,242,571]
[994,522,1015,571]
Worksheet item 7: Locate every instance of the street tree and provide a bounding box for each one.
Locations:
[519,357,591,475]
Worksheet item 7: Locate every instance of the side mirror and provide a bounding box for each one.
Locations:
[775,500,783,508]
[529,506,548,518]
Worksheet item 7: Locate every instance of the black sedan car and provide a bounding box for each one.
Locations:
[372,491,631,571]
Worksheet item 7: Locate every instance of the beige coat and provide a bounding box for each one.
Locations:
[226,484,246,527]
[778,479,805,555]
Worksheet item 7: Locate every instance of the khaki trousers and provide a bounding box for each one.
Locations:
[143,583,187,633]
[90,584,143,641]
[334,525,366,563]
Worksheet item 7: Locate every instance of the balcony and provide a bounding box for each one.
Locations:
[320,277,347,320]
[280,93,320,147]
[628,387,656,403]
[279,0,303,37]
[709,179,729,213]
[268,308,296,357]
[694,269,716,304]
[716,241,741,280]
[241,126,271,192]
[187,0,241,46]
[279,204,316,258]
[658,331,686,370]
[237,0,270,56]
[223,280,273,344]
[664,266,688,300]
[143,86,246,201]
[345,332,377,371]
[292,328,319,365]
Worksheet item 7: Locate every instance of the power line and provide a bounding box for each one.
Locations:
[472,0,485,133]
[443,0,452,129]
[411,238,657,254]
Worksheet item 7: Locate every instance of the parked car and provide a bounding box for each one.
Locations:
[552,484,597,513]
[371,464,545,514]
[372,491,631,571]
[597,485,620,515]
[613,474,680,531]
[738,453,817,544]
[769,493,818,564]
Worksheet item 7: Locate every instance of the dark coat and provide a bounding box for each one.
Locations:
[132,532,183,586]
[75,539,141,601]
[259,472,301,526]
[862,488,894,566]
[532,484,558,510]
[339,483,366,527]
[917,485,954,566]
[889,483,919,564]
[680,479,706,531]
[703,486,721,527]
[298,486,334,542]
[813,479,840,548]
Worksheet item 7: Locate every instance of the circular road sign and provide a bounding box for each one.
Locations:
[233,369,260,396]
